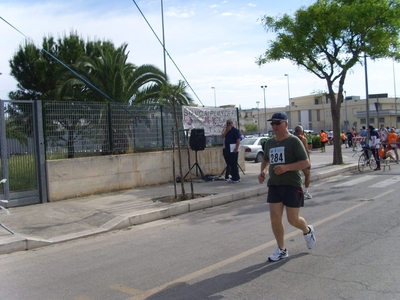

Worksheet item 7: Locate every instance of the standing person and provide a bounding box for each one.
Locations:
[295,126,312,199]
[221,130,231,180]
[306,132,313,152]
[359,126,368,147]
[368,125,381,171]
[379,124,389,149]
[327,130,333,145]
[320,130,328,152]
[346,129,353,148]
[240,129,246,141]
[387,128,399,163]
[351,127,358,151]
[221,119,241,183]
[258,112,315,262]
[340,130,347,147]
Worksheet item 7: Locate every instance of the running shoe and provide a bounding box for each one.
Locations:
[304,225,316,249]
[304,192,313,199]
[268,247,288,261]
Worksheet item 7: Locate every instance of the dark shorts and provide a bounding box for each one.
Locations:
[267,185,304,208]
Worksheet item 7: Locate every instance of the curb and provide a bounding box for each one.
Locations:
[0,164,357,255]
[0,185,268,255]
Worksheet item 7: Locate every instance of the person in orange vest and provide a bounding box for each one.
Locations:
[340,130,347,148]
[320,130,328,152]
[387,127,399,163]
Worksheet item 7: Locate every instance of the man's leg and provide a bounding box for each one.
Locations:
[286,207,309,233]
[229,152,240,181]
[269,203,285,249]
[286,206,316,249]
[303,169,312,199]
[222,150,231,179]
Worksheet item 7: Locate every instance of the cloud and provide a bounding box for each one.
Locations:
[0,0,399,109]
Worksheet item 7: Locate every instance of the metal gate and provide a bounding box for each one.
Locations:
[0,100,47,207]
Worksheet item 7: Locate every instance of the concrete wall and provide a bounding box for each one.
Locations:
[46,147,245,202]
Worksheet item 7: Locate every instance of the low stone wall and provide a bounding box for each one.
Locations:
[46,147,245,202]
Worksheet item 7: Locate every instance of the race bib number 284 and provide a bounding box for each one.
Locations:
[269,147,285,164]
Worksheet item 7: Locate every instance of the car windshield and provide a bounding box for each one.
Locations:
[241,138,258,145]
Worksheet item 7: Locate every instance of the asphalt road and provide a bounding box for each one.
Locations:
[1,167,400,300]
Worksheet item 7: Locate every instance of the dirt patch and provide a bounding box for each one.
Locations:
[153,193,212,203]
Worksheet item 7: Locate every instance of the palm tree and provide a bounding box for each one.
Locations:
[55,44,167,157]
[57,43,166,103]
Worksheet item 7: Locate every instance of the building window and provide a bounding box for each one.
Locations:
[317,110,320,121]
[378,117,385,124]
[314,98,319,105]
[298,111,301,122]
[360,118,366,125]
[308,110,312,121]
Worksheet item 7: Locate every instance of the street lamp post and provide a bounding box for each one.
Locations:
[161,0,167,76]
[284,74,291,125]
[256,101,260,134]
[261,85,267,133]
[211,87,216,107]
[393,58,398,129]
[344,90,348,131]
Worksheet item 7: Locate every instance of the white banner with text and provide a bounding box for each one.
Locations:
[182,106,237,136]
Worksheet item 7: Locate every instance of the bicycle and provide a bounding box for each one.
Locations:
[357,145,377,172]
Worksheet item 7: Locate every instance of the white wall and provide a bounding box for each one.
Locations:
[46,147,245,202]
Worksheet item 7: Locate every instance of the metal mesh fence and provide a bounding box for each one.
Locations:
[1,101,38,192]
[42,101,223,159]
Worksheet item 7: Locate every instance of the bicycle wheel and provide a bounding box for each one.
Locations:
[358,154,366,172]
[368,150,377,170]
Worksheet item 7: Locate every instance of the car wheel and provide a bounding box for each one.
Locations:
[255,152,263,163]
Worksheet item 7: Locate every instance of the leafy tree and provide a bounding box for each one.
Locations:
[57,43,166,103]
[245,123,258,133]
[257,0,400,164]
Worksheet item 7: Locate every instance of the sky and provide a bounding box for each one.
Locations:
[1,0,399,109]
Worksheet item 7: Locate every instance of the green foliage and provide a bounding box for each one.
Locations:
[245,124,258,132]
[257,0,400,164]
[312,135,321,149]
[3,154,37,191]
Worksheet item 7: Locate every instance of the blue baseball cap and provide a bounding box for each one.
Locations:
[267,112,288,121]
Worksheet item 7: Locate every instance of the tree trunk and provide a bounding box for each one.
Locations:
[172,101,186,199]
[329,91,344,165]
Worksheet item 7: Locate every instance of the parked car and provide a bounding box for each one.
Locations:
[240,137,269,163]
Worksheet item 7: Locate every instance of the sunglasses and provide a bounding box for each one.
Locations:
[270,121,282,126]
[226,122,232,125]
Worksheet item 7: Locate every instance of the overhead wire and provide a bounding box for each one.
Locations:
[0,15,137,117]
[131,0,204,106]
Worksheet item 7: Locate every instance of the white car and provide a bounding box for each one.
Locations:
[241,137,269,163]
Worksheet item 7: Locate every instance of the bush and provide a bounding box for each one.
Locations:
[312,135,321,149]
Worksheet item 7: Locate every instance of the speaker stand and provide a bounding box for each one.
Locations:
[220,164,245,177]
[184,151,206,181]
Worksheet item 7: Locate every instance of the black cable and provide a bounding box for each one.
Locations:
[131,0,204,106]
[1,16,135,117]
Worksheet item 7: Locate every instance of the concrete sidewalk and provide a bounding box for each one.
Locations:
[0,146,360,255]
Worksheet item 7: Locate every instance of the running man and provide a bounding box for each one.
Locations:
[258,112,316,262]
